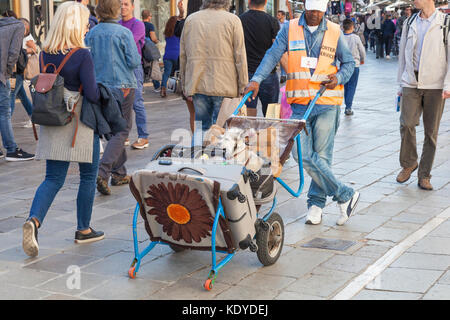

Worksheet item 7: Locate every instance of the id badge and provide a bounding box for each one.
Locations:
[289,40,306,51]
[301,57,318,69]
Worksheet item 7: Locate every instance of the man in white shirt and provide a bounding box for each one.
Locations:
[396,0,450,190]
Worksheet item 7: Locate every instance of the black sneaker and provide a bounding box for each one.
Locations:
[345,109,354,116]
[23,219,39,257]
[75,228,105,244]
[6,148,35,162]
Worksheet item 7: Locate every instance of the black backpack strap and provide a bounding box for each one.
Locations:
[443,13,450,46]
[405,12,418,37]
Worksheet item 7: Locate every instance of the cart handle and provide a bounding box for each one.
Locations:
[301,85,327,121]
[232,91,253,115]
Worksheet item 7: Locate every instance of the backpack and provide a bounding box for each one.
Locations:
[16,48,29,75]
[142,37,161,62]
[30,48,82,146]
[405,12,450,59]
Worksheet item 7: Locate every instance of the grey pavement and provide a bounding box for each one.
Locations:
[1,50,450,300]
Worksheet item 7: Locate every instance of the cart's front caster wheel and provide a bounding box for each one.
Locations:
[204,279,214,291]
[256,212,284,266]
[128,267,136,279]
[169,244,185,253]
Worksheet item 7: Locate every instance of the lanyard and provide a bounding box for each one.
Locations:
[304,27,321,57]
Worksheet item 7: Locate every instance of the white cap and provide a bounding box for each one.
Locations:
[305,0,328,12]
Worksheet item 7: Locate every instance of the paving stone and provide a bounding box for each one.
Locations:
[81,251,139,277]
[390,252,450,271]
[352,289,422,300]
[0,268,59,288]
[422,284,450,300]
[215,284,278,300]
[275,291,325,300]
[37,272,111,296]
[0,217,26,233]
[409,237,450,255]
[257,248,333,279]
[331,214,389,233]
[147,276,229,300]
[0,245,59,265]
[0,283,51,300]
[352,244,390,260]
[392,212,433,224]
[438,271,450,285]
[42,294,84,300]
[238,273,296,292]
[365,227,412,243]
[81,276,167,300]
[285,267,356,298]
[320,254,373,274]
[428,220,450,238]
[25,253,100,274]
[366,267,443,293]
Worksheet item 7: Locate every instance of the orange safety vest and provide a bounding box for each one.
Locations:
[286,18,344,106]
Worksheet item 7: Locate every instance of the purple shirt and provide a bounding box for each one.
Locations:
[119,17,145,56]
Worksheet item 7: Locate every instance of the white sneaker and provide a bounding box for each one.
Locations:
[386,55,391,60]
[337,191,360,226]
[305,205,323,225]
[23,120,33,128]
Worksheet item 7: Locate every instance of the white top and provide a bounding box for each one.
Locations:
[23,34,35,50]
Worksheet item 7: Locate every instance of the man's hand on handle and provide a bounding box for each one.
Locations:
[321,74,338,90]
[243,81,260,102]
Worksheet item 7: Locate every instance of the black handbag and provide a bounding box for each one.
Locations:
[142,38,161,62]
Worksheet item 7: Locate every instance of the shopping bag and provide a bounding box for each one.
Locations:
[150,61,162,81]
[279,86,292,119]
[215,97,247,128]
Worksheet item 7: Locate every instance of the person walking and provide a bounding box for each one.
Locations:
[10,18,36,128]
[141,9,161,90]
[396,0,450,191]
[120,0,149,150]
[180,0,248,136]
[381,13,396,59]
[0,11,35,161]
[239,0,280,117]
[160,16,180,98]
[76,0,99,30]
[244,0,360,226]
[343,18,365,116]
[86,0,141,195]
[22,1,104,258]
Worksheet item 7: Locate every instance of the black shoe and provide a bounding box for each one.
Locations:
[23,219,39,257]
[345,109,354,116]
[6,148,35,162]
[75,228,105,244]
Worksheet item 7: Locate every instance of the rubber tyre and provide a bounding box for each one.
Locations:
[128,267,136,279]
[169,244,185,253]
[256,212,284,266]
[204,279,213,291]
[151,144,175,161]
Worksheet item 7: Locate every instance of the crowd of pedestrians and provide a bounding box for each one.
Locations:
[0,0,448,258]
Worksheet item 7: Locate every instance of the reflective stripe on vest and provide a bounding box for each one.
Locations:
[286,18,344,106]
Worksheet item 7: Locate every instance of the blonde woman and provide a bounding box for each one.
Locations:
[23,1,104,258]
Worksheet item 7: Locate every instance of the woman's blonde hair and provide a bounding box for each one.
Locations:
[42,1,90,54]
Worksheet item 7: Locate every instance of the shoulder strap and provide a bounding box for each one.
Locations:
[55,47,81,74]
[406,13,418,36]
[443,13,450,46]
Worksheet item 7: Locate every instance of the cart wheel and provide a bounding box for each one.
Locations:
[151,144,175,161]
[256,212,284,266]
[128,266,136,279]
[169,244,185,253]
[204,279,213,291]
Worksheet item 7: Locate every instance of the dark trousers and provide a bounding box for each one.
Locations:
[344,67,359,110]
[376,30,384,58]
[98,89,135,180]
[400,87,445,179]
[246,72,280,117]
[383,34,394,56]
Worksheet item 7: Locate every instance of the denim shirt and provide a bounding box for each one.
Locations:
[85,21,141,89]
[251,14,355,118]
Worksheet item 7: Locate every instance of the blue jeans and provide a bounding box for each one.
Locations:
[192,94,223,145]
[0,80,18,153]
[133,66,149,139]
[29,134,100,231]
[344,67,359,110]
[161,59,176,88]
[246,72,279,117]
[10,74,33,116]
[291,107,354,209]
